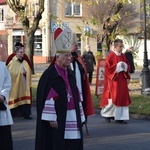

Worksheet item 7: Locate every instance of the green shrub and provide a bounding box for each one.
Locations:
[32,85,37,102]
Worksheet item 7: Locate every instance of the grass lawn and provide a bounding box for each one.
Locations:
[91,91,150,115]
[31,77,150,116]
[91,79,150,116]
[32,85,37,103]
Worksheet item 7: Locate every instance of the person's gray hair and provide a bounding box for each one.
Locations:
[85,45,90,49]
[56,53,63,59]
[129,46,134,49]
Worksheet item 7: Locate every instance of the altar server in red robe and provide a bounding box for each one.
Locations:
[100,39,131,124]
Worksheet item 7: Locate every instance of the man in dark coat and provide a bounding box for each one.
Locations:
[35,27,85,150]
[82,45,96,84]
[124,46,135,74]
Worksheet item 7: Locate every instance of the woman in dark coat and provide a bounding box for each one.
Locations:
[82,45,96,84]
[124,46,135,74]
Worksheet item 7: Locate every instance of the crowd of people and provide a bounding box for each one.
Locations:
[0,26,134,150]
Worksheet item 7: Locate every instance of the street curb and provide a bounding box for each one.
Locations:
[32,103,150,121]
[94,109,150,121]
[129,114,150,120]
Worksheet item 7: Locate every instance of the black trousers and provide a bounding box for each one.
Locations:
[11,104,31,118]
[88,72,93,84]
[65,139,82,150]
[0,125,13,150]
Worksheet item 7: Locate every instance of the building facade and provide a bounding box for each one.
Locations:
[0,0,99,63]
[0,0,149,65]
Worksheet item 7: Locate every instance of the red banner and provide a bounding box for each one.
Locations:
[95,59,105,96]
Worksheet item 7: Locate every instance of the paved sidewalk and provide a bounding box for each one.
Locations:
[12,107,150,150]
[34,63,50,74]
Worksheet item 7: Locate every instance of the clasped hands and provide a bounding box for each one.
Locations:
[121,62,125,69]
[23,70,27,76]
[49,121,58,129]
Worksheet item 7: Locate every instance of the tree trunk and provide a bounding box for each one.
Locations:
[25,33,35,74]
[106,35,111,51]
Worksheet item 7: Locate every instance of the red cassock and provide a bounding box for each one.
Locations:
[100,51,131,107]
[71,55,95,117]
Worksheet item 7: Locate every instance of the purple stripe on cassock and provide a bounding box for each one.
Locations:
[43,104,54,110]
[65,128,79,131]
[65,123,77,128]
[79,105,84,116]
[79,106,83,113]
[65,121,78,131]
[80,113,84,117]
[42,110,56,114]
[66,121,76,123]
[78,90,82,102]
[65,120,80,131]
[43,104,55,114]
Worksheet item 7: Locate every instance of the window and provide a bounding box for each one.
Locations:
[25,4,29,17]
[0,8,4,21]
[65,2,82,17]
[76,34,81,54]
[31,3,35,16]
[13,35,42,56]
[34,35,42,56]
[25,2,39,17]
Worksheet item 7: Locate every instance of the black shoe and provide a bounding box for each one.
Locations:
[128,88,131,91]
[24,116,33,120]
[116,120,127,124]
[104,117,114,123]
[104,117,111,123]
[110,117,114,120]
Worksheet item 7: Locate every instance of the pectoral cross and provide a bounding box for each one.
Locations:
[67,93,72,102]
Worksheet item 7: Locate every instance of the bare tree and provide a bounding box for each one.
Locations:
[0,35,8,61]
[6,0,45,73]
[123,34,142,59]
[83,0,140,52]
